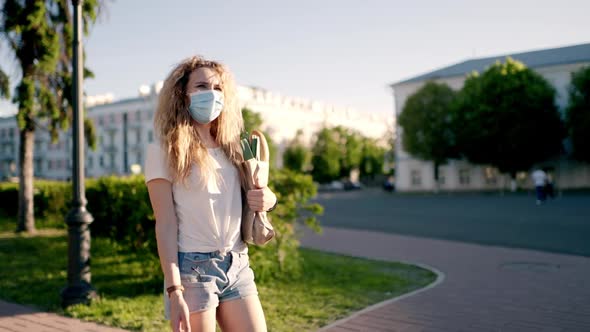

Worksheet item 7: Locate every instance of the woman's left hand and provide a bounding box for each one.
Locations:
[247,187,277,212]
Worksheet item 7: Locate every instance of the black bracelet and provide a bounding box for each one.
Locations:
[267,198,278,212]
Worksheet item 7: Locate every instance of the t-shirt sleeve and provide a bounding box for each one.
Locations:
[144,143,172,183]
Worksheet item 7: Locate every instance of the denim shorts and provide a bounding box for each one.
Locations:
[164,250,258,319]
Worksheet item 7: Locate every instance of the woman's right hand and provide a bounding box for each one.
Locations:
[169,290,191,332]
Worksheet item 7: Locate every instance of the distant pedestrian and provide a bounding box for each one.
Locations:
[531,168,547,205]
[544,170,555,199]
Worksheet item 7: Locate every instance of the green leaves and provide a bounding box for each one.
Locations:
[241,137,255,161]
[283,130,311,173]
[309,126,388,183]
[452,57,564,176]
[0,69,9,99]
[565,66,590,163]
[249,168,323,281]
[311,127,342,183]
[399,81,458,170]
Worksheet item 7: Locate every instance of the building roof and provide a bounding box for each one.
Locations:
[0,115,15,123]
[391,42,590,86]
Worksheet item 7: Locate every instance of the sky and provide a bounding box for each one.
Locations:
[1,0,590,117]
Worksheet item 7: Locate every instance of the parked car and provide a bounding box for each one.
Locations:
[328,180,345,191]
[383,177,395,192]
[343,180,363,191]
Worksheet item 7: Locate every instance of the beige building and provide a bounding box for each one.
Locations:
[391,43,590,192]
[0,83,392,180]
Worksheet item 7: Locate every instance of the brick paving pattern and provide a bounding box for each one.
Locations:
[0,301,127,332]
[301,226,590,332]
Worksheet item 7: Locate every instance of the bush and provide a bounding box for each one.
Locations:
[86,176,156,253]
[0,182,19,217]
[249,169,323,281]
[0,169,323,280]
[0,180,70,229]
[34,180,71,221]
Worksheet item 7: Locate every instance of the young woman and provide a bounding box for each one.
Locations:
[145,56,277,332]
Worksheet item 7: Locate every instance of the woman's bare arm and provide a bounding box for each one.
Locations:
[147,179,181,288]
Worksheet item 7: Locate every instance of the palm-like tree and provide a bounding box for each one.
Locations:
[1,0,100,233]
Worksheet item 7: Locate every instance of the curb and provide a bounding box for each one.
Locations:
[313,253,446,332]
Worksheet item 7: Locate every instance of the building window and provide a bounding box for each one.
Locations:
[47,160,52,170]
[110,113,115,124]
[88,156,93,169]
[136,129,141,144]
[136,152,142,164]
[438,173,445,186]
[35,159,42,174]
[98,116,104,126]
[484,167,498,185]
[109,153,115,170]
[411,169,422,187]
[148,130,153,143]
[136,110,141,121]
[99,155,104,168]
[459,169,471,186]
[9,128,14,138]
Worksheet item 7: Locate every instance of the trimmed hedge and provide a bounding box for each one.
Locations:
[0,169,322,280]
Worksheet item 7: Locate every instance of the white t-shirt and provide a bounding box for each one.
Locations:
[531,169,547,187]
[144,143,247,254]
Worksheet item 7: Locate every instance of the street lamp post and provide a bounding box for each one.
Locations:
[61,0,98,308]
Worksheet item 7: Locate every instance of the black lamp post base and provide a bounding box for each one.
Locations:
[61,281,98,308]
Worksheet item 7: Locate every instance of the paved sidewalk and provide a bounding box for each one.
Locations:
[301,226,590,332]
[0,300,127,332]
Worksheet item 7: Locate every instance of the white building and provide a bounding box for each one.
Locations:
[390,43,590,192]
[0,84,392,180]
[237,86,393,167]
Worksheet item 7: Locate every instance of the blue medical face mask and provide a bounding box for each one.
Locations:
[187,90,224,124]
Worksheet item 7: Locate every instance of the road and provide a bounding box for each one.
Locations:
[311,188,590,257]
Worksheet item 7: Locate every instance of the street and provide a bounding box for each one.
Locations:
[312,188,590,257]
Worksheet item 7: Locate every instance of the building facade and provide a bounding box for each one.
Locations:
[0,84,392,180]
[391,43,590,192]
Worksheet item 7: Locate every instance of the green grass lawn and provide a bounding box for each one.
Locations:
[0,223,436,331]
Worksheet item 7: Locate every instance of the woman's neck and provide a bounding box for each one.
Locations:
[192,120,219,148]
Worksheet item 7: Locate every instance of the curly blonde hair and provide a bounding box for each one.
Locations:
[154,56,246,188]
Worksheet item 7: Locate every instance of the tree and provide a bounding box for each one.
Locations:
[565,66,590,163]
[452,57,565,189]
[359,137,386,180]
[242,107,263,133]
[338,127,363,179]
[398,81,458,189]
[1,0,100,233]
[382,126,395,176]
[310,126,385,184]
[310,127,341,183]
[282,129,311,173]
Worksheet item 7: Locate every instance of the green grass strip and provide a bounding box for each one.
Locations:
[0,225,436,331]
